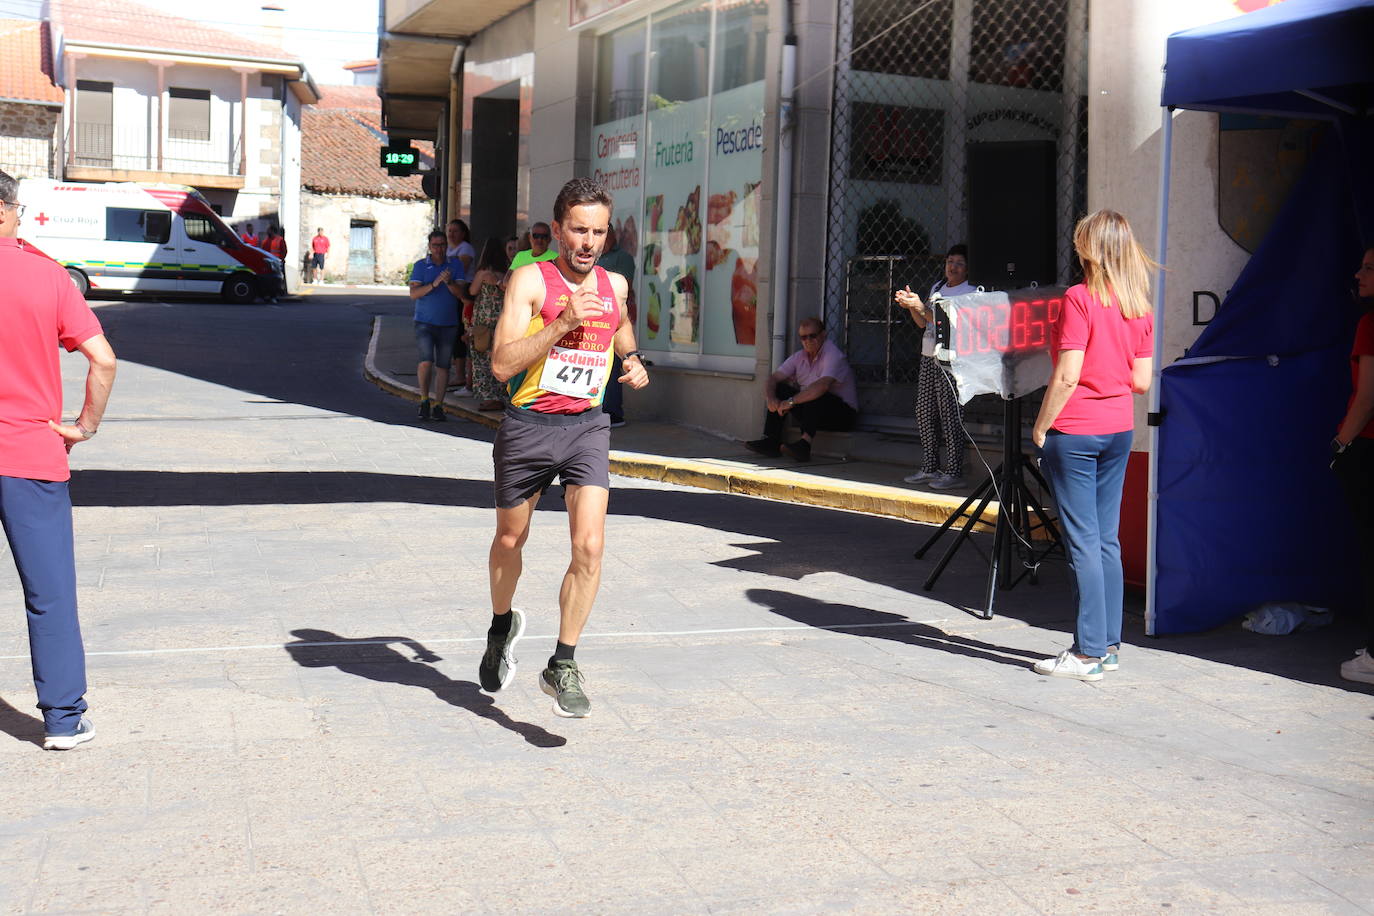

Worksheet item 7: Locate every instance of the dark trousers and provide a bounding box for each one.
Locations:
[0,476,87,733]
[1334,438,1374,651]
[602,355,624,421]
[763,382,858,441]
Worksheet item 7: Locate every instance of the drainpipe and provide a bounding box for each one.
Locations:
[770,3,797,370]
[447,42,467,225]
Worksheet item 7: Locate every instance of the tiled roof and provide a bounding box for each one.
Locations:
[50,0,298,63]
[313,84,381,111]
[301,105,433,200]
[0,20,62,105]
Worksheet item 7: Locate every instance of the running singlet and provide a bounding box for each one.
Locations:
[507,262,622,415]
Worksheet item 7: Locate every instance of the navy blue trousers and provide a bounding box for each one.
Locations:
[1,476,87,734]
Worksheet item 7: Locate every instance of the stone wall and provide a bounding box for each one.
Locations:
[300,191,435,285]
[0,102,60,179]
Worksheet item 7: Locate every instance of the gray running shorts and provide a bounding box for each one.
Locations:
[493,406,611,508]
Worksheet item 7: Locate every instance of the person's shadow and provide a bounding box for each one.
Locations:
[747,589,1043,670]
[283,629,566,748]
[0,695,44,746]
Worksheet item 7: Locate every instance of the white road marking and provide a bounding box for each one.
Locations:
[0,619,951,661]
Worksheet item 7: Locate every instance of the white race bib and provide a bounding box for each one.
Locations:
[538,345,613,399]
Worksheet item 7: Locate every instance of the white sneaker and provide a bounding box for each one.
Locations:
[1340,648,1374,685]
[453,386,473,398]
[43,716,95,750]
[1033,650,1104,681]
[903,470,938,484]
[928,474,967,490]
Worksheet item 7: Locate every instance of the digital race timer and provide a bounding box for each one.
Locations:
[929,286,1069,403]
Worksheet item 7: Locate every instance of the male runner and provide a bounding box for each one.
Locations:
[481,177,649,717]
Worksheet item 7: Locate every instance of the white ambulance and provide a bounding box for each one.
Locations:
[16,180,283,302]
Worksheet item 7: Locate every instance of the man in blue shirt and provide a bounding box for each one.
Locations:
[408,230,468,420]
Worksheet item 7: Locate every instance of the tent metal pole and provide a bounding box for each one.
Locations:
[1146,105,1173,637]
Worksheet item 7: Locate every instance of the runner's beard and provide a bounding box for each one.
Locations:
[565,247,600,275]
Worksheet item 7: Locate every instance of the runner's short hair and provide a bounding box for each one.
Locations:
[553,177,613,223]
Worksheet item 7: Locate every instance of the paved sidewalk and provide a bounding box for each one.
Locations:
[0,296,1368,915]
[364,315,990,529]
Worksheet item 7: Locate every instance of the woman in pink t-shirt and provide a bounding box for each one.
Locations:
[1030,210,1156,681]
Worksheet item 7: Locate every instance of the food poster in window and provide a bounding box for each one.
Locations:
[591,113,643,337]
[702,79,764,357]
[643,95,708,351]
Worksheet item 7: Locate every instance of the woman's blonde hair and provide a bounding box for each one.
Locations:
[1073,209,1159,319]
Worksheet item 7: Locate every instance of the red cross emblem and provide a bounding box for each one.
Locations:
[33,212,50,226]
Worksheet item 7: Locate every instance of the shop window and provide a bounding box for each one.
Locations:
[595,24,646,124]
[648,1,709,107]
[850,0,949,79]
[713,0,768,93]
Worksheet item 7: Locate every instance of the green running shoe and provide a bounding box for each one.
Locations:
[540,659,591,718]
[478,608,525,693]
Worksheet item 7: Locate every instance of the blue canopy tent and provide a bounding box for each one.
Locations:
[1147,0,1374,634]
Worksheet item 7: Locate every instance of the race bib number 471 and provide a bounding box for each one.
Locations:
[538,345,612,399]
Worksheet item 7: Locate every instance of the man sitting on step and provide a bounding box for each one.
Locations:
[745,317,858,462]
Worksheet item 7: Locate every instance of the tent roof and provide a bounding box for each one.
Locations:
[1161,0,1374,117]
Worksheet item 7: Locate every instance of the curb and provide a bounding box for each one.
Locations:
[362,317,997,529]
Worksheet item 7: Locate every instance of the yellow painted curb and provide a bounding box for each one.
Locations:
[364,317,1000,529]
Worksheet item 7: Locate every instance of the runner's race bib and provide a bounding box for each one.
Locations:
[537,344,613,399]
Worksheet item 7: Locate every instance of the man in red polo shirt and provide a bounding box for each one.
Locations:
[1,169,118,750]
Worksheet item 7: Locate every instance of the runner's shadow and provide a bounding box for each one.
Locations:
[0,695,44,746]
[283,629,566,748]
[747,589,1042,669]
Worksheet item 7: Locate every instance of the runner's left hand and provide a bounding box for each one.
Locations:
[618,357,649,389]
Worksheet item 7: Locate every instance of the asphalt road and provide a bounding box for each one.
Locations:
[0,288,1368,915]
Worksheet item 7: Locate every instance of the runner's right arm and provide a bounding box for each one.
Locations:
[491,264,598,383]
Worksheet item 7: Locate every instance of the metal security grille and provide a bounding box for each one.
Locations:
[827,0,1089,425]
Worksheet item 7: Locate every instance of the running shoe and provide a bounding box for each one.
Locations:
[904,470,939,484]
[540,659,591,717]
[417,399,431,420]
[1032,650,1104,682]
[431,404,446,422]
[43,717,95,751]
[929,474,967,490]
[479,608,526,693]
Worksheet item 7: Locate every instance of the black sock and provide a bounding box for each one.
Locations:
[489,611,512,636]
[550,641,576,666]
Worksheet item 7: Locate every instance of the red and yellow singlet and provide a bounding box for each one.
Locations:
[507,262,622,415]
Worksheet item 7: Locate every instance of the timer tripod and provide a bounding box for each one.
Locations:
[914,389,1063,619]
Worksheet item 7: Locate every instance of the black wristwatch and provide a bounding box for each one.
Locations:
[624,350,645,362]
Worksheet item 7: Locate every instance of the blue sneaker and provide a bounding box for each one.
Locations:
[43,716,95,751]
[1101,652,1119,671]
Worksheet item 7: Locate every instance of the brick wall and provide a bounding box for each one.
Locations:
[0,102,61,178]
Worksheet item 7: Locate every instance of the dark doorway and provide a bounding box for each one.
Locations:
[967,140,1056,290]
[469,85,521,251]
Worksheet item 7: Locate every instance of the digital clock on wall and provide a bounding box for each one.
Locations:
[379,143,419,176]
[930,286,1069,403]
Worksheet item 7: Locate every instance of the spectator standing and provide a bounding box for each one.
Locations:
[408,230,468,421]
[445,219,476,396]
[894,244,976,489]
[240,222,260,247]
[467,238,511,411]
[505,235,521,264]
[309,228,330,283]
[445,219,476,276]
[0,170,118,750]
[596,223,636,427]
[1333,246,1374,685]
[1030,209,1155,682]
[508,222,558,272]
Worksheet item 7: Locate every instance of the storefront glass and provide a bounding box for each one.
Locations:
[588,0,768,369]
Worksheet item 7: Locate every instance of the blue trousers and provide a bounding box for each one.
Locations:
[1039,430,1133,658]
[0,476,87,734]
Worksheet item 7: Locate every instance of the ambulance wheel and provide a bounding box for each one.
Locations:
[222,273,257,304]
[65,267,90,296]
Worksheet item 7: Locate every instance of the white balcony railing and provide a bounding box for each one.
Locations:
[70,122,242,176]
